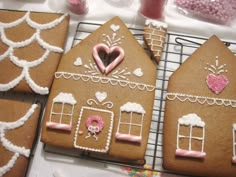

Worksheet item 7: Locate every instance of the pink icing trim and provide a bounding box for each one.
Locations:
[92,43,125,74]
[86,115,104,132]
[46,122,71,131]
[176,149,206,158]
[115,132,142,143]
[206,73,229,94]
[232,156,236,163]
[105,46,125,74]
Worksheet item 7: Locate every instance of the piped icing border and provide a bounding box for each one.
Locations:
[54,72,156,92]
[145,19,168,29]
[74,106,114,153]
[0,104,38,176]
[0,12,68,95]
[166,92,236,108]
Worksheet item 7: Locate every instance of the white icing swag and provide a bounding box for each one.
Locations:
[0,12,67,95]
[0,104,38,176]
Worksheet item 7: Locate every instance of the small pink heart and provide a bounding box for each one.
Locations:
[206,74,229,94]
[92,43,125,74]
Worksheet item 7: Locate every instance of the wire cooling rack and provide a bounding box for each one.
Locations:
[43,21,236,175]
[3,20,232,176]
[49,21,236,174]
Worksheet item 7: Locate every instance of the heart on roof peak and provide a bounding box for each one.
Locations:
[92,43,125,74]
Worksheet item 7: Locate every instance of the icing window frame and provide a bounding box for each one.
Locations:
[176,113,206,159]
[115,102,145,143]
[46,93,77,131]
[233,124,236,163]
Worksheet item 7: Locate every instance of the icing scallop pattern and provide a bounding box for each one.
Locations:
[0,104,38,176]
[0,12,68,95]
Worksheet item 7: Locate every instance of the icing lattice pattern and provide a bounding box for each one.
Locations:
[0,104,38,176]
[55,72,155,92]
[166,92,236,108]
[0,12,67,95]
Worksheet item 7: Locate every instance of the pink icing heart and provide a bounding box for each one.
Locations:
[92,43,125,74]
[206,73,229,94]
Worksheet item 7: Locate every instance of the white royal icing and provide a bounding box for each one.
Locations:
[0,12,67,95]
[111,68,131,80]
[87,91,113,109]
[95,91,107,102]
[74,57,83,66]
[55,72,155,92]
[102,24,124,48]
[178,113,205,127]
[74,106,114,153]
[47,92,76,132]
[53,92,77,104]
[110,24,120,32]
[233,124,236,130]
[0,104,38,176]
[120,102,146,114]
[145,19,168,29]
[83,60,100,76]
[205,56,228,74]
[166,92,236,108]
[116,102,145,143]
[133,68,143,77]
[176,113,206,157]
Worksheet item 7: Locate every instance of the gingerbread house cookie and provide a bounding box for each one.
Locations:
[0,10,69,95]
[163,35,236,177]
[0,99,41,177]
[143,19,167,62]
[41,17,156,161]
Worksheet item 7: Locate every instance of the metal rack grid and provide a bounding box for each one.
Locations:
[43,21,236,174]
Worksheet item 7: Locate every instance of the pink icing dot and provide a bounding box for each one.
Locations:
[86,115,104,132]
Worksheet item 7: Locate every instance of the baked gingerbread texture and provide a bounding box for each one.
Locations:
[163,35,236,177]
[41,17,156,161]
[0,99,41,177]
[0,10,69,95]
[143,19,167,63]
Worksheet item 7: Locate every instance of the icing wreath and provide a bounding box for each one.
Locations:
[85,115,104,140]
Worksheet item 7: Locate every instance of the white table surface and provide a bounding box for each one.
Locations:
[0,0,235,177]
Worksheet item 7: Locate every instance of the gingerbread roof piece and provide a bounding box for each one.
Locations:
[41,16,156,161]
[0,10,69,95]
[144,19,167,62]
[163,35,236,177]
[0,99,41,177]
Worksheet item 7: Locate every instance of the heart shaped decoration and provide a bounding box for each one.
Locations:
[95,91,107,102]
[92,43,125,74]
[74,57,83,66]
[206,74,229,94]
[133,68,143,77]
[110,24,120,32]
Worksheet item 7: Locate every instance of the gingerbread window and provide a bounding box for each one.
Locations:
[46,92,77,131]
[115,102,145,143]
[233,124,236,163]
[176,113,206,158]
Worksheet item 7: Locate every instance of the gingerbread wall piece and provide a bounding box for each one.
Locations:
[163,35,236,177]
[41,17,156,161]
[0,99,41,177]
[0,10,69,95]
[143,19,167,62]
